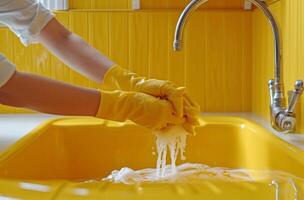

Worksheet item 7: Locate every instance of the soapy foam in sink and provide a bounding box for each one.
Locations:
[102,163,304,185]
[95,125,304,191]
[95,125,189,184]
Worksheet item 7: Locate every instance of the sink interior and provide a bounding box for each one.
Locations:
[0,116,304,181]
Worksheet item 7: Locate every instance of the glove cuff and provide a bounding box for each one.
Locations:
[102,65,143,92]
[96,90,129,122]
[102,65,129,91]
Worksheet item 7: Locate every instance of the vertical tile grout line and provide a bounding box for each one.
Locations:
[147,11,151,78]
[241,12,246,112]
[107,11,110,67]
[248,11,253,113]
[145,11,149,77]
[127,11,130,70]
[240,12,244,112]
[222,12,227,112]
[128,11,131,70]
[167,11,170,81]
[203,12,207,112]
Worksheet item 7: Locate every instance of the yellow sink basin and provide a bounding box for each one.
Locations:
[0,116,304,199]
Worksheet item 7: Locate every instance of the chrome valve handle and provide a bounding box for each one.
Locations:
[287,80,304,114]
[269,80,304,132]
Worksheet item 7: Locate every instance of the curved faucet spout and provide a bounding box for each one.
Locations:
[174,0,281,88]
[249,0,281,84]
[173,0,304,132]
[173,0,208,51]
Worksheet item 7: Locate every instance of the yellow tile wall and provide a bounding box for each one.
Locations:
[69,0,245,9]
[139,0,244,9]
[70,0,138,10]
[0,10,252,114]
[252,0,304,132]
[1,0,299,132]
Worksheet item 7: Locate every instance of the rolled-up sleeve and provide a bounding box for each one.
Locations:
[0,54,15,87]
[0,0,54,46]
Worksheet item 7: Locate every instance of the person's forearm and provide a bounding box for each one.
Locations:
[36,18,114,83]
[0,71,100,116]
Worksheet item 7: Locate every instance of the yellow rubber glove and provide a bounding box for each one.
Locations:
[182,94,201,134]
[96,90,184,130]
[102,66,185,118]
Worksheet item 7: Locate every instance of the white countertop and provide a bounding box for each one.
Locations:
[0,114,56,152]
[0,113,304,153]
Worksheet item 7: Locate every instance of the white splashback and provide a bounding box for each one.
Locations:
[39,0,69,11]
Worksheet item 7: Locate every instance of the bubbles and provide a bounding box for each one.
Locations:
[99,124,304,198]
[100,125,189,184]
[103,163,304,186]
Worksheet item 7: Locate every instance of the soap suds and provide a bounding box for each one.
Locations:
[102,163,304,185]
[96,125,304,187]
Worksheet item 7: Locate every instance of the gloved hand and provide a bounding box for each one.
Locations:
[182,94,201,134]
[95,90,184,130]
[102,65,202,134]
[102,66,185,118]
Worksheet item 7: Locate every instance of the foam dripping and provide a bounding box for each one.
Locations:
[154,125,188,177]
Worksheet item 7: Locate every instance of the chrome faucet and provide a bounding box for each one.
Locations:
[173,0,304,133]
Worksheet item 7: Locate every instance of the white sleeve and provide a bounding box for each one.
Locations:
[0,0,54,46]
[0,54,16,88]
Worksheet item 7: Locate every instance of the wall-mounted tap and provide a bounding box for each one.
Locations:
[173,0,304,133]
